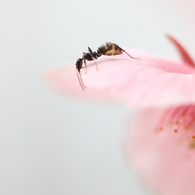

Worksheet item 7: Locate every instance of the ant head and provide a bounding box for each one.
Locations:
[75,58,83,72]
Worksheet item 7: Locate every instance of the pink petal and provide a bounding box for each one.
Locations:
[167,34,195,67]
[81,50,195,108]
[125,107,195,195]
[43,50,154,101]
[43,65,113,101]
[44,44,195,108]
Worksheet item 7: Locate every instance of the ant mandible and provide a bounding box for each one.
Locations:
[75,42,140,90]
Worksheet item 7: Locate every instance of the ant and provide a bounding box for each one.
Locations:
[75,42,140,90]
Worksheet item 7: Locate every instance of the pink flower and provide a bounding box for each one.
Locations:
[44,36,195,195]
[126,107,195,195]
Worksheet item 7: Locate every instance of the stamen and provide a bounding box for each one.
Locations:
[156,104,195,139]
[189,139,195,148]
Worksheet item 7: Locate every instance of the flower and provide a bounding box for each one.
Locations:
[126,107,195,195]
[44,36,195,195]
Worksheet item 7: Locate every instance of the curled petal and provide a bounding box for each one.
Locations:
[167,34,195,67]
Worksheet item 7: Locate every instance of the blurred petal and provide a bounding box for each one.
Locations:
[167,34,195,66]
[126,107,195,195]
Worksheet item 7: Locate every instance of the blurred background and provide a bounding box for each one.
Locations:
[0,0,194,194]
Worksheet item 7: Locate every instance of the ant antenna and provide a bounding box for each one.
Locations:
[120,48,140,59]
[76,69,85,91]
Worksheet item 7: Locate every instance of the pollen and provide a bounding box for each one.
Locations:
[174,129,178,133]
[175,121,180,125]
[184,126,189,130]
[156,127,164,132]
[159,127,164,131]
[189,139,195,148]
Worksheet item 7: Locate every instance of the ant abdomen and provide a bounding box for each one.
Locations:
[98,42,122,56]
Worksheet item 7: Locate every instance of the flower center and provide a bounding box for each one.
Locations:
[156,105,195,142]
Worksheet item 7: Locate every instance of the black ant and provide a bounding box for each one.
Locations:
[75,42,140,90]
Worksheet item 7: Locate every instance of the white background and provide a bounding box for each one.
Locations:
[0,0,194,194]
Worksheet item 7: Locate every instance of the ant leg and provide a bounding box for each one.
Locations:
[76,69,85,91]
[120,48,141,59]
[88,47,98,71]
[82,52,88,73]
[88,47,93,54]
